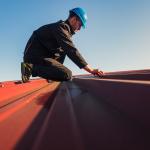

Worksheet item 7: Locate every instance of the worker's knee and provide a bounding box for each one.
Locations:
[63,68,72,81]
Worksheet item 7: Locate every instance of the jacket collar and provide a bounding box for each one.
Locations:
[65,20,75,35]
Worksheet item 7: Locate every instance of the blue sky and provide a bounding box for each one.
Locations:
[0,0,150,81]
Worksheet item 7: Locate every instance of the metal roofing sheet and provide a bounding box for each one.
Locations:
[0,69,150,150]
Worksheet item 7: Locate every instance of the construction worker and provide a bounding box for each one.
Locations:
[21,7,103,83]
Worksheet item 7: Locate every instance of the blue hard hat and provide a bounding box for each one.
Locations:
[70,7,88,28]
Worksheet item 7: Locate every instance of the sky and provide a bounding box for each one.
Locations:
[0,0,150,81]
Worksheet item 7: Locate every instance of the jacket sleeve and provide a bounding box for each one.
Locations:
[52,24,88,69]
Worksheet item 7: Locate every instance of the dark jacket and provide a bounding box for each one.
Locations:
[24,20,88,68]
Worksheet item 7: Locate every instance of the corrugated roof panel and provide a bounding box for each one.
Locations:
[0,69,150,150]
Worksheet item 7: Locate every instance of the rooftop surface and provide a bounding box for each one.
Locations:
[0,69,150,150]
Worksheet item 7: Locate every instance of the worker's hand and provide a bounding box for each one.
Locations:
[83,65,104,77]
[91,69,104,77]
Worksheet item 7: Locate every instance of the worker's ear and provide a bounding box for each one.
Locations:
[71,16,78,24]
[71,16,76,21]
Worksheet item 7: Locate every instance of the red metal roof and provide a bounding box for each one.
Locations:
[0,69,150,150]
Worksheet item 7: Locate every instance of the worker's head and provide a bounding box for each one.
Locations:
[68,7,88,32]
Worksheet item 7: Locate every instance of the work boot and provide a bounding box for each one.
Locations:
[21,62,32,83]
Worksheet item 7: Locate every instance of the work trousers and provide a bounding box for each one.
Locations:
[30,58,72,81]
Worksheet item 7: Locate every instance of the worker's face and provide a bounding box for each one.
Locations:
[72,17,82,32]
